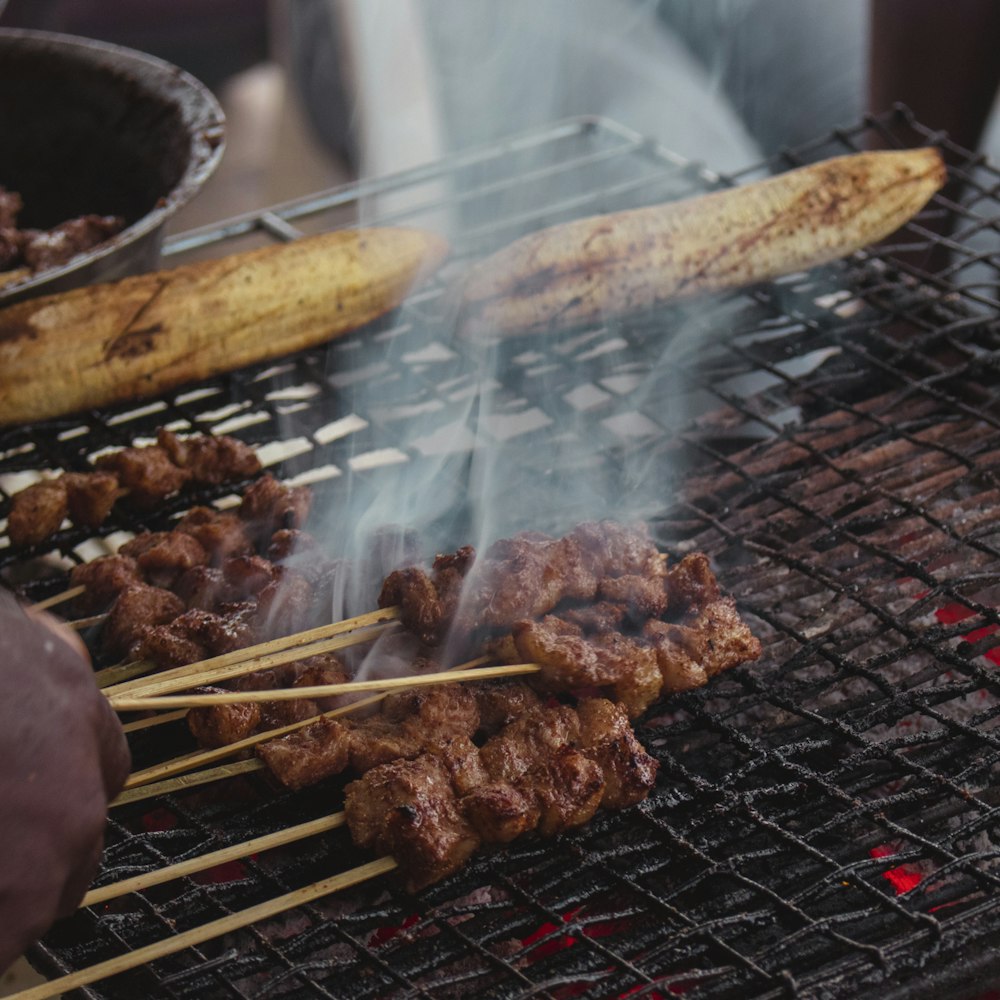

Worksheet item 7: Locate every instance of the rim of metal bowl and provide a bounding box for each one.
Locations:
[0,27,226,304]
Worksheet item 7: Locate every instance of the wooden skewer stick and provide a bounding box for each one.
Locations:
[110,663,541,712]
[123,656,493,791]
[121,709,187,734]
[103,606,401,699]
[69,612,108,631]
[109,627,399,707]
[8,857,399,1000]
[30,585,85,612]
[81,813,346,907]
[113,759,263,807]
[95,659,156,688]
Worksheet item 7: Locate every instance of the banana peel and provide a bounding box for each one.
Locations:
[459,147,946,339]
[0,227,449,425]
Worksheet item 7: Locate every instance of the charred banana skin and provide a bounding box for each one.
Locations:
[0,228,449,425]
[459,147,946,338]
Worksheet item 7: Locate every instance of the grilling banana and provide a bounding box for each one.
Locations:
[0,227,449,425]
[459,147,946,338]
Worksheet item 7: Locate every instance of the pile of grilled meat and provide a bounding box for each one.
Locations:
[10,431,762,890]
[0,185,124,276]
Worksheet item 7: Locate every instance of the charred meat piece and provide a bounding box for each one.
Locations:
[255,568,316,638]
[157,428,261,485]
[378,545,475,646]
[96,446,192,510]
[559,601,629,633]
[664,552,722,616]
[478,703,581,784]
[379,567,446,647]
[174,566,240,612]
[120,531,209,589]
[7,479,68,546]
[187,691,263,748]
[20,215,124,271]
[69,554,143,615]
[186,653,351,751]
[473,680,542,734]
[575,697,658,809]
[135,607,258,671]
[256,716,351,786]
[239,474,312,538]
[223,554,280,597]
[512,616,662,717]
[176,506,255,564]
[102,584,185,660]
[384,522,666,642]
[344,697,655,891]
[256,683,480,788]
[346,753,482,891]
[643,597,761,690]
[61,471,123,529]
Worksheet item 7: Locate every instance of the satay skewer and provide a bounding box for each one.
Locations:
[109,663,541,712]
[121,709,187,733]
[30,585,86,611]
[8,858,399,1000]
[122,655,494,791]
[102,606,401,698]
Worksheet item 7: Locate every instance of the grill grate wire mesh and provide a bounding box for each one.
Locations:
[3,106,1000,998]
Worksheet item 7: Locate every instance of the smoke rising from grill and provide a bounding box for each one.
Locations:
[286,0,866,649]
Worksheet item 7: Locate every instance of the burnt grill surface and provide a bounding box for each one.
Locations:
[4,108,1000,998]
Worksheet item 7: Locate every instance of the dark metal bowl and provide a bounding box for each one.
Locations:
[0,28,225,305]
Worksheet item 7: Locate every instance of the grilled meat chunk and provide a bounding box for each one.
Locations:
[61,471,123,528]
[256,683,480,788]
[643,596,761,689]
[157,428,261,485]
[383,522,666,642]
[576,697,658,808]
[512,616,662,717]
[239,474,312,538]
[664,552,721,615]
[120,531,209,589]
[186,654,350,749]
[7,479,68,546]
[102,584,185,659]
[176,507,255,563]
[69,554,143,615]
[175,565,240,611]
[345,753,482,891]
[135,607,258,671]
[96,445,192,510]
[344,697,656,891]
[20,214,124,271]
[473,681,543,733]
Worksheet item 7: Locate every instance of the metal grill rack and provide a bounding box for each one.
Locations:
[4,106,1000,998]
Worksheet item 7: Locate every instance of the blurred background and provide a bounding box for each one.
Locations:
[2,0,999,237]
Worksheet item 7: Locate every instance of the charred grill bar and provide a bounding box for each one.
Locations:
[4,107,1000,997]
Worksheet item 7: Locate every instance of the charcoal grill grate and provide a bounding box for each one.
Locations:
[5,106,1000,998]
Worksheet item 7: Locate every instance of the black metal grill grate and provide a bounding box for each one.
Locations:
[5,106,1000,998]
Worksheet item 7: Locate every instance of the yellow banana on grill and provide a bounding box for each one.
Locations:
[0,227,449,425]
[459,147,946,339]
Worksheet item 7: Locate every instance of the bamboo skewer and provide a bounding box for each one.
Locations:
[103,606,401,699]
[110,663,541,712]
[82,813,346,907]
[69,612,107,631]
[30,585,85,611]
[10,857,399,1000]
[121,709,187,734]
[114,759,263,806]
